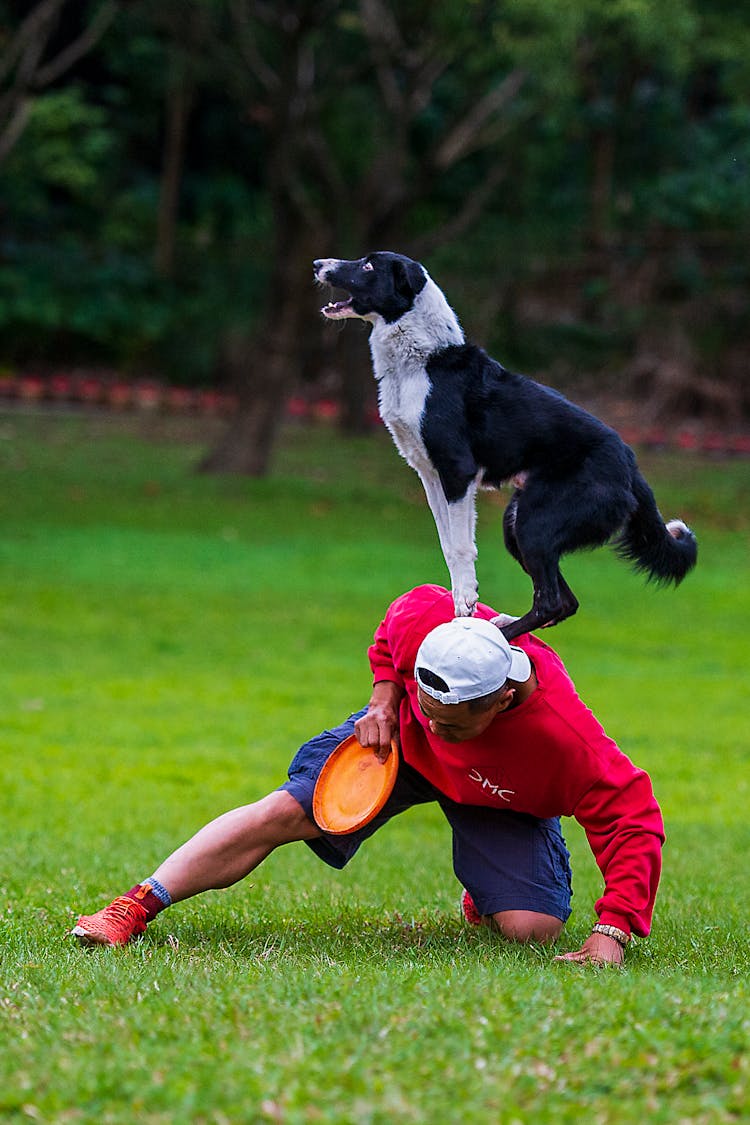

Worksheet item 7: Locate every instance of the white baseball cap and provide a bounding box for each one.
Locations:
[414,617,532,704]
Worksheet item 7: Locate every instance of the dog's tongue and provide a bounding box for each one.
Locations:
[322,298,355,319]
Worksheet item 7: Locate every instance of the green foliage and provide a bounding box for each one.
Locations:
[492,0,697,95]
[0,2,748,390]
[0,240,165,359]
[0,90,270,379]
[636,106,750,230]
[3,87,116,213]
[0,414,749,1121]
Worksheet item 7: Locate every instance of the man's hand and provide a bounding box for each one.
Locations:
[553,932,625,967]
[354,681,403,762]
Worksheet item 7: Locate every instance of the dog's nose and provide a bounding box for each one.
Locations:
[314,258,337,278]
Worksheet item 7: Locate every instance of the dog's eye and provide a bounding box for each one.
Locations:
[362,261,374,272]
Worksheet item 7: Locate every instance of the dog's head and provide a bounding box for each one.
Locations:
[313,252,427,325]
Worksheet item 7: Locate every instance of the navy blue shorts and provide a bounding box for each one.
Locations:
[279,711,573,922]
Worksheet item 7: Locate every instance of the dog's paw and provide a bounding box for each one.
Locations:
[453,587,478,617]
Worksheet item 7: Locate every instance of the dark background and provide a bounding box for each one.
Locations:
[1,0,748,471]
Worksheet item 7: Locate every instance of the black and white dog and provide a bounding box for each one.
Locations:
[313,251,697,640]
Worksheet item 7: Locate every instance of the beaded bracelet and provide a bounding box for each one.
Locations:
[591,923,630,946]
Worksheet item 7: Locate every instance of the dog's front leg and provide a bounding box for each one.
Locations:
[417,468,479,616]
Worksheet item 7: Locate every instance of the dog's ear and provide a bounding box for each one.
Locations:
[393,258,425,299]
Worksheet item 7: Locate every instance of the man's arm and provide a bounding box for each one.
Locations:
[354,680,404,762]
[559,757,664,966]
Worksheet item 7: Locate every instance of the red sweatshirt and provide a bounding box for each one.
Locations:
[368,585,664,938]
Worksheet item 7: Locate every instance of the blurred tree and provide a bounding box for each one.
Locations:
[0,0,747,443]
[193,0,530,473]
[0,0,119,166]
[140,3,221,280]
[489,0,699,247]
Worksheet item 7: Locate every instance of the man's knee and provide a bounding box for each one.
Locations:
[491,909,564,944]
[257,789,321,842]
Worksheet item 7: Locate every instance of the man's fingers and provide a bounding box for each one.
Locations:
[372,736,393,762]
[553,950,623,967]
[354,717,394,759]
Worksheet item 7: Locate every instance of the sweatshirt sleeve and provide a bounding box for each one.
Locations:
[367,612,405,689]
[573,752,665,938]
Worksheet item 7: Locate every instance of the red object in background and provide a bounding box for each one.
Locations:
[728,434,750,457]
[675,430,700,452]
[311,398,340,422]
[1,372,748,460]
[165,386,196,412]
[194,389,236,415]
[18,375,44,401]
[642,427,668,448]
[196,389,221,414]
[49,373,73,400]
[701,432,727,456]
[76,375,103,403]
[133,380,162,410]
[107,381,133,409]
[286,395,309,419]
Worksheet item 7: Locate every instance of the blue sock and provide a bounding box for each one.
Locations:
[124,878,172,921]
[145,876,172,907]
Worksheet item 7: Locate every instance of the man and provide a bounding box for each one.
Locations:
[72,585,664,966]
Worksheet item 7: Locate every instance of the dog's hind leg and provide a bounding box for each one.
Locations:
[498,558,573,641]
[485,493,527,633]
[502,492,527,572]
[556,571,579,622]
[497,485,580,641]
[417,466,479,616]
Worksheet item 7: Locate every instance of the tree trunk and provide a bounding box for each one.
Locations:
[198,234,320,475]
[197,307,297,475]
[197,355,288,475]
[155,63,192,279]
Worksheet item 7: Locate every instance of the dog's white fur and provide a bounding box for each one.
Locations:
[371,279,483,614]
[317,257,481,615]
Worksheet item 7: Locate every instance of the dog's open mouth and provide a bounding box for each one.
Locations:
[321,292,356,320]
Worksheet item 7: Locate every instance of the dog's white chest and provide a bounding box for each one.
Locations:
[371,348,431,466]
[366,276,464,469]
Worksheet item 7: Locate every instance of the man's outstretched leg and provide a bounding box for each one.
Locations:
[72,791,320,946]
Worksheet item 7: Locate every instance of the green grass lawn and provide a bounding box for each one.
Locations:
[1,411,748,1124]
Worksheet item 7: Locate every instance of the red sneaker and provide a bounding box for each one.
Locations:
[460,888,485,927]
[71,896,149,946]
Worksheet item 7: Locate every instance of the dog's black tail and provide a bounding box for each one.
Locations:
[614,470,697,584]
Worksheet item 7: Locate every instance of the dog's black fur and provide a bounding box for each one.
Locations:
[314,252,698,639]
[422,343,697,630]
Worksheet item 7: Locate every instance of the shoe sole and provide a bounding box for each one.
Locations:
[70,924,120,946]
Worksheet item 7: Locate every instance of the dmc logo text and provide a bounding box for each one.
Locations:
[468,768,515,802]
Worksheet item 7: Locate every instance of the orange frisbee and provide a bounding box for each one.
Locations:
[312,735,399,835]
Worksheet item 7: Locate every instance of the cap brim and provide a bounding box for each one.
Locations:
[508,645,532,682]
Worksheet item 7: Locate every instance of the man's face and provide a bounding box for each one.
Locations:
[416,686,513,743]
